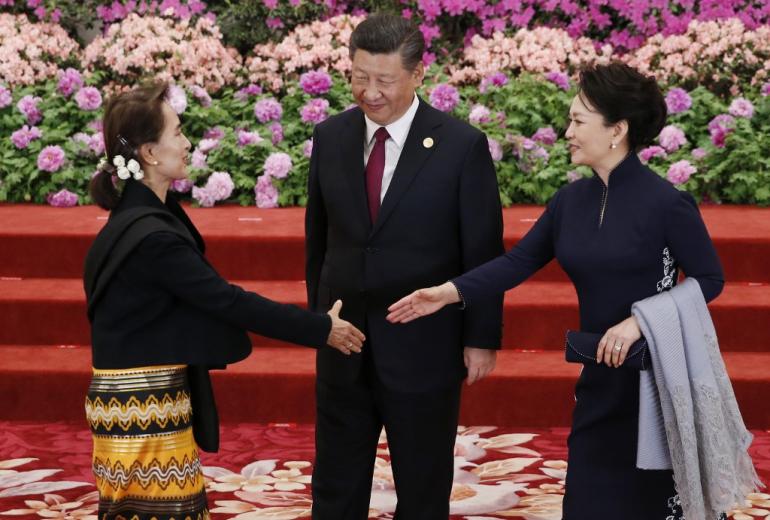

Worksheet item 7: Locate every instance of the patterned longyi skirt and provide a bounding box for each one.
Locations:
[85,364,209,520]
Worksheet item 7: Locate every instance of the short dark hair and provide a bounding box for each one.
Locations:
[349,12,424,71]
[89,82,169,210]
[578,62,667,151]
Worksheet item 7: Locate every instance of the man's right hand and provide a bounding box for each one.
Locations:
[326,300,366,355]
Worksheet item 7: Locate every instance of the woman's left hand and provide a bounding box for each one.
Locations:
[596,316,642,368]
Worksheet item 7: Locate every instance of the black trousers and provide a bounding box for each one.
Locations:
[311,350,462,520]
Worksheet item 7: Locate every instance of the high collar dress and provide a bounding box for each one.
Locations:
[453,153,725,519]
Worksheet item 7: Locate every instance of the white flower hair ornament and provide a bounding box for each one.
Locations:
[112,155,144,180]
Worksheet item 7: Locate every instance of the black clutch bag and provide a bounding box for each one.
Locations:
[565,330,650,371]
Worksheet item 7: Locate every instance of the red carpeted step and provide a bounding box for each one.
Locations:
[2,204,769,283]
[2,345,768,429]
[1,277,768,352]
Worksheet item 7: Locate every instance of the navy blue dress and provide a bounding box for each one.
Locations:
[453,153,724,519]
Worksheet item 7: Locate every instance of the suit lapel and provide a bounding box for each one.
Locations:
[340,109,371,228]
[370,99,442,238]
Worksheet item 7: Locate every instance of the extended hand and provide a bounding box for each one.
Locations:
[326,300,366,355]
[464,347,496,385]
[596,316,642,368]
[386,282,460,323]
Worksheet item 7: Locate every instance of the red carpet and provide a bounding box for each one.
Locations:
[0,203,769,430]
[0,421,768,519]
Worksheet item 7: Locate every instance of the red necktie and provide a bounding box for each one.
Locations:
[365,127,389,223]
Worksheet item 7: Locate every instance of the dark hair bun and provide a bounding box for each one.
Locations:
[578,62,667,150]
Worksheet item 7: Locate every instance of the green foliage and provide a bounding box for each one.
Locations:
[1,70,768,208]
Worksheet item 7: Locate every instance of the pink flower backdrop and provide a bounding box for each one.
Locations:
[0,1,769,207]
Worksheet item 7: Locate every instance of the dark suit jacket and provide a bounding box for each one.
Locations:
[305,98,504,392]
[86,180,331,369]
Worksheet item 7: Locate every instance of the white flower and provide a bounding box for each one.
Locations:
[133,169,144,181]
[116,166,130,180]
[97,157,107,170]
[112,155,125,168]
[127,159,141,174]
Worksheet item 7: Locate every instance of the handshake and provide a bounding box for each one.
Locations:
[324,282,458,356]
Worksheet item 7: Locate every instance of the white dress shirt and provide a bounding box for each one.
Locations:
[363,94,420,203]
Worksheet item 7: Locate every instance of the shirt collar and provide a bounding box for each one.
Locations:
[364,94,419,149]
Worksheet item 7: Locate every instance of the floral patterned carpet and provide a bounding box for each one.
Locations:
[0,422,768,520]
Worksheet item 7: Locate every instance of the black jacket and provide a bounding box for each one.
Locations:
[305,99,504,392]
[85,180,331,368]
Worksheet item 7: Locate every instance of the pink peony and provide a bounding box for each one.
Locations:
[191,148,207,169]
[762,83,770,97]
[255,174,278,208]
[658,125,687,152]
[487,137,503,161]
[728,98,754,119]
[204,127,225,140]
[75,87,102,111]
[166,84,187,114]
[57,68,83,97]
[639,146,668,162]
[300,98,330,124]
[299,70,333,95]
[667,160,696,185]
[237,129,263,147]
[545,71,570,91]
[532,146,549,161]
[235,84,263,101]
[708,114,735,133]
[0,85,11,108]
[205,171,234,201]
[692,148,708,160]
[46,189,78,207]
[665,88,692,114]
[197,138,220,154]
[170,179,193,193]
[17,95,42,125]
[270,122,283,145]
[190,85,212,107]
[710,128,729,148]
[708,114,735,148]
[468,104,492,125]
[264,152,292,179]
[303,138,313,158]
[254,98,283,123]
[89,131,105,156]
[37,145,66,172]
[192,185,216,207]
[11,125,42,149]
[429,84,460,112]
[479,72,508,93]
[532,127,558,145]
[266,17,283,30]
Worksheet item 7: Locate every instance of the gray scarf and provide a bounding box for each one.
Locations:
[632,277,763,519]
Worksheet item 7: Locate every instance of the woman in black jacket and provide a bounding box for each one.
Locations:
[83,82,364,520]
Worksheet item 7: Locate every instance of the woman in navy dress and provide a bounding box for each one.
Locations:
[387,63,725,519]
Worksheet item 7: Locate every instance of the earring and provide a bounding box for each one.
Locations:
[151,161,159,165]
[610,142,617,149]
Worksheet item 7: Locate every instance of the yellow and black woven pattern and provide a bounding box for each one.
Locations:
[86,365,209,520]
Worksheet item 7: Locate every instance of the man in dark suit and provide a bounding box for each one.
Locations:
[305,13,504,519]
